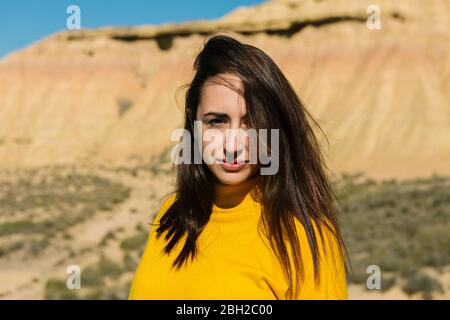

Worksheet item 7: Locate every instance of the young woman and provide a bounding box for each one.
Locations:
[129,35,349,300]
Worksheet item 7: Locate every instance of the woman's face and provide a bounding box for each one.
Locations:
[196,73,257,186]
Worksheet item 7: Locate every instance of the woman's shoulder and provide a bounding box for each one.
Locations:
[293,216,342,254]
[291,216,348,299]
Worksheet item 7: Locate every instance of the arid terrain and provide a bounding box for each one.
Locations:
[0,0,449,299]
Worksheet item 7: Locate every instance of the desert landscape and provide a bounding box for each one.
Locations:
[0,0,449,299]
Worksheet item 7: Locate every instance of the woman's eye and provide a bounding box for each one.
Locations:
[207,119,227,126]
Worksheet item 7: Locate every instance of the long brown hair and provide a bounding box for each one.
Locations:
[156,34,349,299]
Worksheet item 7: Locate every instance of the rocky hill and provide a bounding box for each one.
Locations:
[0,0,449,178]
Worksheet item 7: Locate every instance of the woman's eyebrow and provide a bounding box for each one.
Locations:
[202,112,229,118]
[202,112,248,119]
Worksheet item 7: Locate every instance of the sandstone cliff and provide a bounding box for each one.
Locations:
[0,0,449,179]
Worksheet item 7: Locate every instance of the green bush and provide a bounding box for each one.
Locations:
[402,272,443,299]
[44,278,79,300]
[120,231,148,252]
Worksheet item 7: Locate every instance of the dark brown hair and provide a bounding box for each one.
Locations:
[156,34,349,299]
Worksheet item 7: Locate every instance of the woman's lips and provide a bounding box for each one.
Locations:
[221,162,245,171]
[217,158,247,171]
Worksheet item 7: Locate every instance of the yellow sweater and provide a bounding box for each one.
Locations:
[128,192,348,300]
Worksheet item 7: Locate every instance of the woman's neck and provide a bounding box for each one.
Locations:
[213,175,259,209]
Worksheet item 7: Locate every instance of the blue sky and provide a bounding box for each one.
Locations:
[0,0,265,58]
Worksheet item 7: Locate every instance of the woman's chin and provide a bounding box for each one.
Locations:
[214,169,251,186]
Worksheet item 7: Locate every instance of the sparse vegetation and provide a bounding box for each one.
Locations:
[402,272,444,299]
[100,230,116,246]
[335,172,450,298]
[3,163,449,299]
[0,167,131,257]
[120,228,148,252]
[44,255,132,300]
[0,240,24,257]
[44,278,79,300]
[109,145,173,176]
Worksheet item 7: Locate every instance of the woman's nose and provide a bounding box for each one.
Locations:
[224,148,243,163]
[224,128,245,163]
